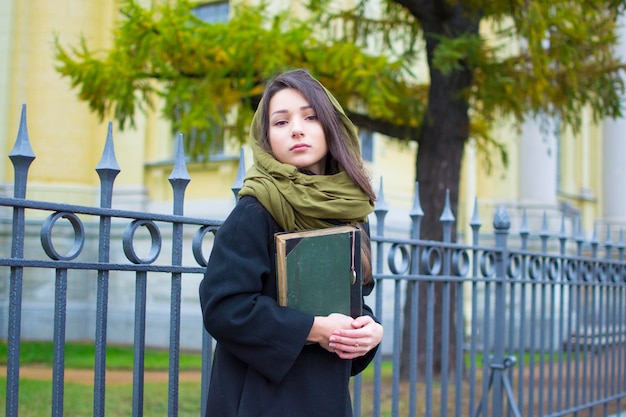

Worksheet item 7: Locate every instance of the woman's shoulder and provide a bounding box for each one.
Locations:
[236,195,264,208]
[221,196,280,233]
[233,195,271,217]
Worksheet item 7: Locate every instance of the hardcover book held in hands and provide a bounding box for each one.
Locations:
[275,225,362,318]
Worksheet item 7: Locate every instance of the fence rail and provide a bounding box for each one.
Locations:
[364,185,626,417]
[2,106,626,416]
[2,106,222,417]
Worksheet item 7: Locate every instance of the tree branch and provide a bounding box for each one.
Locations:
[345,111,420,141]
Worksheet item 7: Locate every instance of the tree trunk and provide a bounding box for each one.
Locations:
[396,0,480,380]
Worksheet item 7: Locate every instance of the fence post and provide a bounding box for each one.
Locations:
[167,134,191,417]
[468,198,483,415]
[491,205,514,417]
[474,205,520,417]
[439,190,455,411]
[371,178,388,417]
[5,105,35,417]
[93,122,120,417]
[407,182,423,417]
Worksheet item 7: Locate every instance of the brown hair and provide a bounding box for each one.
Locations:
[256,69,376,201]
[257,68,375,283]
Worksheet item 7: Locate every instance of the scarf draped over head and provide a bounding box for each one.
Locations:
[238,77,374,232]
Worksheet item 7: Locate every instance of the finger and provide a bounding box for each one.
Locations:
[351,316,373,328]
[335,349,361,360]
[344,336,361,348]
[329,338,356,352]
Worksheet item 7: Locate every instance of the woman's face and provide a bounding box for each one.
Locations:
[267,88,328,175]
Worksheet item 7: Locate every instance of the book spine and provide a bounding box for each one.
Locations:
[276,241,288,306]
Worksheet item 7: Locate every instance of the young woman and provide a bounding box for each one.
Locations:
[199,68,383,417]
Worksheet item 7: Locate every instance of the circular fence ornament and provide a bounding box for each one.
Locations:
[192,225,220,267]
[596,263,608,282]
[387,243,410,275]
[546,257,560,281]
[610,264,622,283]
[527,256,542,280]
[479,251,495,278]
[563,259,578,282]
[507,254,522,279]
[581,260,595,282]
[451,249,470,277]
[122,219,162,264]
[41,211,85,261]
[420,246,442,276]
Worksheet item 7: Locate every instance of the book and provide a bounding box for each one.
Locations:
[275,225,362,318]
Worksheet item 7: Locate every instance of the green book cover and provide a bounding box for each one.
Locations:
[275,225,362,318]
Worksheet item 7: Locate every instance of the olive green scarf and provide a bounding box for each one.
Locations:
[238,82,373,232]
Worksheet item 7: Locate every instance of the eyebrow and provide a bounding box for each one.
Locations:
[270,105,314,118]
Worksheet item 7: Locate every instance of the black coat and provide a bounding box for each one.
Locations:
[199,196,378,417]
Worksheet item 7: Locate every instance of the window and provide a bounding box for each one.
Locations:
[193,1,229,24]
[359,129,374,162]
[172,102,227,160]
[184,2,230,159]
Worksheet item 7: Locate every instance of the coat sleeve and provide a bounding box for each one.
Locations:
[199,197,314,384]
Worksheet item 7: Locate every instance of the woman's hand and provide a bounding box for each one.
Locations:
[307,313,355,352]
[328,315,383,359]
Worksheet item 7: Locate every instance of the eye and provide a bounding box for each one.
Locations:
[305,114,318,121]
[273,119,288,127]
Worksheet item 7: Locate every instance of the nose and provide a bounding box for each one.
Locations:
[291,126,304,138]
[291,122,304,139]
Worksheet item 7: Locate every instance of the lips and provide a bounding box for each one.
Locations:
[290,144,310,151]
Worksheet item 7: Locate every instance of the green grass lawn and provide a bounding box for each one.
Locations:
[0,340,486,417]
[0,340,204,416]
[0,377,202,417]
[0,340,204,370]
[0,340,399,416]
[2,340,560,417]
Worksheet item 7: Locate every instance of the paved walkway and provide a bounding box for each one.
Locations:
[1,366,201,385]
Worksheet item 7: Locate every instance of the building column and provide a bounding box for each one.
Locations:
[602,15,626,223]
[519,116,558,205]
[0,0,16,184]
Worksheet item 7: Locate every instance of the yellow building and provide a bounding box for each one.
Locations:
[2,0,626,356]
[0,0,623,241]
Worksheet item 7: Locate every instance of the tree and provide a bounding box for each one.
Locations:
[55,0,626,378]
[359,0,626,378]
[54,1,424,157]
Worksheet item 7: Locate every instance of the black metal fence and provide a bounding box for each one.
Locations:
[364,185,626,417]
[1,106,625,416]
[1,106,222,417]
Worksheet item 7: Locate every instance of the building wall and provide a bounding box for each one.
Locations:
[1,1,115,203]
[0,0,619,228]
[0,0,623,350]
